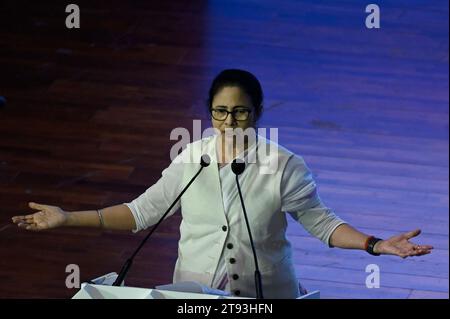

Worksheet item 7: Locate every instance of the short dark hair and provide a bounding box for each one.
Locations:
[207,69,264,121]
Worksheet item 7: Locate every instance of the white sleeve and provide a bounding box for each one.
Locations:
[123,159,184,233]
[281,155,346,246]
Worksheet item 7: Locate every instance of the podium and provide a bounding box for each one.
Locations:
[72,272,319,299]
[72,283,320,299]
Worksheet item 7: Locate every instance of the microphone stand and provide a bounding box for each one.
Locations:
[112,155,211,286]
[231,159,264,299]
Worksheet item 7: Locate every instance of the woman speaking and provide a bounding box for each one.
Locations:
[12,69,433,299]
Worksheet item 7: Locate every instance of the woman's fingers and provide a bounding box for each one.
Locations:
[401,246,432,257]
[12,202,49,223]
[12,216,24,223]
[28,202,46,211]
[415,246,433,253]
[12,213,38,223]
[14,216,36,227]
[407,243,434,257]
[12,215,27,221]
[17,222,32,229]
[414,245,434,250]
[12,208,46,223]
[25,224,41,231]
[12,203,54,231]
[13,217,31,224]
[404,229,421,240]
[17,221,43,231]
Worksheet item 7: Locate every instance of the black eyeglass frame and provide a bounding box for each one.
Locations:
[210,108,252,121]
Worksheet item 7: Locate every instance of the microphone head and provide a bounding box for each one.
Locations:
[231,159,246,175]
[200,154,211,167]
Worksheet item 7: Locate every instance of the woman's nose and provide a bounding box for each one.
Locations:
[224,112,236,125]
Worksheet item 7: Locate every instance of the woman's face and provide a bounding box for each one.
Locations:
[210,86,255,134]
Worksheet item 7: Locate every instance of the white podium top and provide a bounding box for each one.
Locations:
[72,283,250,299]
[72,283,319,299]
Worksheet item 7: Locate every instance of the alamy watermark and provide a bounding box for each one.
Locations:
[365,4,380,29]
[65,263,81,289]
[365,264,380,288]
[169,120,280,174]
[64,4,380,30]
[65,4,80,29]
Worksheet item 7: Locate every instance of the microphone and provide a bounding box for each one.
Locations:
[112,154,211,286]
[231,159,264,299]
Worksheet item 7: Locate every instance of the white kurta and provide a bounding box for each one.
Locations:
[124,135,346,298]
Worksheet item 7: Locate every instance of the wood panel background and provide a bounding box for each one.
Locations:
[0,0,448,298]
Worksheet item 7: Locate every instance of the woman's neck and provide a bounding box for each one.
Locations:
[217,133,256,164]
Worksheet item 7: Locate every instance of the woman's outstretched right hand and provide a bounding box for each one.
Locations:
[11,202,68,231]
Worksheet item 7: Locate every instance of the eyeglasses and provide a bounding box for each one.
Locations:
[211,108,252,121]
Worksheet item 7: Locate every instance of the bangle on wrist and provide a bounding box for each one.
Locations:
[97,209,104,228]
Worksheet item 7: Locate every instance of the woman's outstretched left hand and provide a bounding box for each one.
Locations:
[374,229,433,258]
